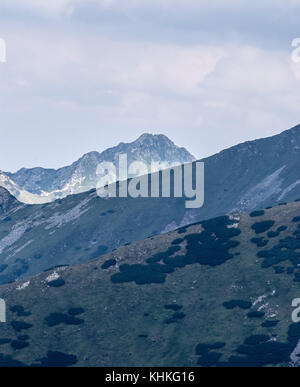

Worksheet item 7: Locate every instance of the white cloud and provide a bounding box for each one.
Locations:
[0,2,299,170]
[0,0,76,16]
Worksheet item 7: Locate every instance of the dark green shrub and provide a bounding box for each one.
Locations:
[197,352,222,366]
[247,311,265,318]
[250,237,268,247]
[0,338,11,345]
[10,305,31,317]
[273,266,285,274]
[45,313,84,327]
[111,264,166,285]
[251,220,275,234]
[171,238,184,245]
[261,320,279,327]
[101,259,117,270]
[195,342,225,355]
[164,304,183,311]
[33,253,43,260]
[164,312,186,324]
[47,279,65,287]
[37,351,77,367]
[267,230,279,238]
[250,210,265,217]
[18,335,29,341]
[277,225,287,232]
[0,264,7,273]
[177,227,187,234]
[111,216,241,285]
[287,267,294,274]
[11,321,33,332]
[0,354,26,367]
[223,300,252,310]
[10,340,29,350]
[195,342,225,367]
[146,246,180,264]
[68,307,85,316]
[244,335,269,345]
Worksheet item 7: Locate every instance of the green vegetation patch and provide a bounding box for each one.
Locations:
[11,321,33,332]
[68,307,85,316]
[250,237,268,247]
[36,351,78,367]
[111,216,240,285]
[101,259,117,270]
[45,312,84,327]
[164,312,186,324]
[11,340,29,350]
[247,311,265,318]
[47,279,66,287]
[261,320,279,328]
[250,210,265,217]
[0,339,11,345]
[223,300,252,310]
[10,305,31,317]
[251,221,275,234]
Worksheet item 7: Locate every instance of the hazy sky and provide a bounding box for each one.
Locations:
[0,0,300,171]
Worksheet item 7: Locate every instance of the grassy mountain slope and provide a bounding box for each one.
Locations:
[4,133,195,201]
[0,188,189,285]
[0,201,300,366]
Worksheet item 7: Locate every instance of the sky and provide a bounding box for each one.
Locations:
[0,0,300,172]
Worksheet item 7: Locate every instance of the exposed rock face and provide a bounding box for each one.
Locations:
[0,186,20,215]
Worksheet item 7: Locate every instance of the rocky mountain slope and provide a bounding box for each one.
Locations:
[0,201,300,366]
[199,123,300,216]
[1,124,300,285]
[3,124,300,211]
[0,188,20,216]
[3,134,195,203]
[0,186,193,285]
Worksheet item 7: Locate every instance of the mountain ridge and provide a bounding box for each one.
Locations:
[1,124,300,285]
[0,200,300,366]
[3,133,195,202]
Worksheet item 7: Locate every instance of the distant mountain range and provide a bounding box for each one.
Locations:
[2,124,300,209]
[1,124,300,285]
[194,123,300,217]
[0,200,300,366]
[0,133,195,204]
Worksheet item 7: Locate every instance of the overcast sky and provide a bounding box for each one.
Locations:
[0,0,300,171]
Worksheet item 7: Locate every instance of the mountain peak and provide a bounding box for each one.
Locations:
[135,133,174,145]
[4,133,195,202]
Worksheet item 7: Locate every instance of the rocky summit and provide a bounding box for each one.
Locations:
[3,134,195,203]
